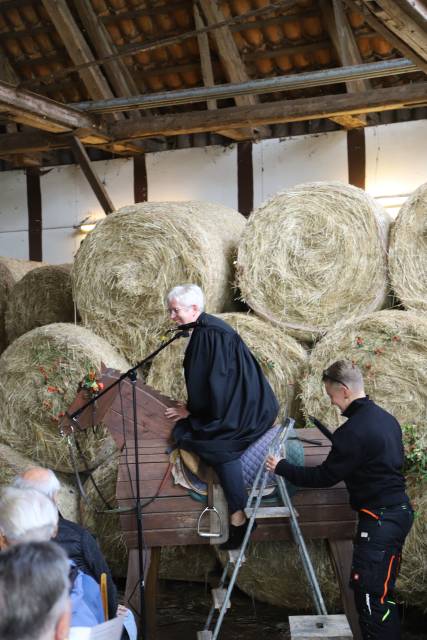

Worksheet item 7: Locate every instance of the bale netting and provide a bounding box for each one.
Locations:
[216,540,340,611]
[0,443,79,522]
[389,182,427,313]
[301,310,427,430]
[0,256,46,353]
[80,454,128,577]
[147,312,308,419]
[396,481,427,611]
[0,323,128,472]
[5,264,75,343]
[236,182,391,342]
[72,202,246,363]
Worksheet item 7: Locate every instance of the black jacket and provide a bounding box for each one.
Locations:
[173,312,279,464]
[56,515,118,618]
[275,396,407,510]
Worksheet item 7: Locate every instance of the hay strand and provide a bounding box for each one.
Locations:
[0,256,46,353]
[72,202,245,362]
[80,454,128,577]
[237,182,390,342]
[0,443,79,522]
[5,264,74,343]
[301,310,427,430]
[389,182,427,313]
[217,540,340,610]
[0,323,128,472]
[147,312,307,419]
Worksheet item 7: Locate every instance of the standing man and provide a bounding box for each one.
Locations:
[266,360,413,640]
[165,284,279,550]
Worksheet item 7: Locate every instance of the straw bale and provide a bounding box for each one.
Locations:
[389,183,427,313]
[0,256,46,353]
[72,202,245,363]
[236,182,390,342]
[80,454,128,577]
[217,540,340,610]
[159,545,218,582]
[147,312,307,419]
[301,310,427,430]
[0,323,128,472]
[0,442,79,522]
[396,481,427,611]
[5,264,74,343]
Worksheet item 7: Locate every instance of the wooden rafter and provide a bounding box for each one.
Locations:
[70,137,115,215]
[41,0,123,122]
[198,0,270,139]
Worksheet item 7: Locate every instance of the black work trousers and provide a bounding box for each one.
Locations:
[212,458,247,514]
[350,502,414,640]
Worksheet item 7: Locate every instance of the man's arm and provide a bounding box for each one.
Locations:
[274,431,363,488]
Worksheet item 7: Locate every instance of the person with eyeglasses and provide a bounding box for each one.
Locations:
[266,359,413,640]
[164,284,279,550]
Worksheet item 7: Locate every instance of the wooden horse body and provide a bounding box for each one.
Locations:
[62,368,360,639]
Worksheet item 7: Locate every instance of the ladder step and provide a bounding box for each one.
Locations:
[197,631,213,640]
[245,506,292,519]
[211,587,231,610]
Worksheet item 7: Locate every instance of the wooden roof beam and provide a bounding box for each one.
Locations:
[70,136,115,215]
[109,82,427,140]
[41,0,123,121]
[198,0,270,139]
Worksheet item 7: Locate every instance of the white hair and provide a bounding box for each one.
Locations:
[0,487,58,545]
[12,468,60,501]
[167,284,205,311]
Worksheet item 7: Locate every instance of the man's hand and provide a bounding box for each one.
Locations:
[265,454,281,473]
[165,402,190,421]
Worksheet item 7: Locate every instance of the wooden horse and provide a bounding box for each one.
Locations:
[61,368,361,640]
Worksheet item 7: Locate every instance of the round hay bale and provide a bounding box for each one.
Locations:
[236,182,390,342]
[0,443,79,522]
[72,202,245,362]
[216,540,340,610]
[0,256,46,353]
[80,454,128,577]
[0,323,128,472]
[147,312,307,419]
[159,545,218,582]
[300,310,427,430]
[389,183,427,313]
[5,264,74,343]
[396,481,427,611]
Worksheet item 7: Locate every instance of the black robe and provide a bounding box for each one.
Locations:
[173,312,279,464]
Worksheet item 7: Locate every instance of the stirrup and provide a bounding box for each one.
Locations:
[197,506,223,538]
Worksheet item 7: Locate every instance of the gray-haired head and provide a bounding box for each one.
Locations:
[322,360,364,393]
[167,284,205,312]
[12,467,60,503]
[0,541,70,640]
[0,487,58,547]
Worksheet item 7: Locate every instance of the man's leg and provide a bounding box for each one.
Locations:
[350,504,414,640]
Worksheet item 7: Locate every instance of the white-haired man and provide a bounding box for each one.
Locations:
[165,284,279,550]
[0,541,71,640]
[0,486,104,629]
[13,466,117,618]
[266,360,413,640]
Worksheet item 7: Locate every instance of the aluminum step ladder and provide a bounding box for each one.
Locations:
[197,417,328,640]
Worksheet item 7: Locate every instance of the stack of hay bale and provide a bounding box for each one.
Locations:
[0,181,425,614]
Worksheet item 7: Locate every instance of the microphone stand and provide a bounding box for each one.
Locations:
[66,328,189,639]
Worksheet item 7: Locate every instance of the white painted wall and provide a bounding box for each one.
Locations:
[253,130,349,208]
[146,144,238,208]
[40,157,133,263]
[0,121,425,262]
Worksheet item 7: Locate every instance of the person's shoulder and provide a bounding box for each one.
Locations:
[198,313,236,336]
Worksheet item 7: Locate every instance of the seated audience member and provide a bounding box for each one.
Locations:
[0,486,104,628]
[0,541,71,640]
[13,466,117,617]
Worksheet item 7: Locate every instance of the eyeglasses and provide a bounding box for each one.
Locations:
[168,306,188,315]
[322,371,349,390]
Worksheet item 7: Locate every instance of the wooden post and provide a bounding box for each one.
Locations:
[125,547,161,639]
[328,539,362,640]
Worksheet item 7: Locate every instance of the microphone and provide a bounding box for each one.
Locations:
[167,320,199,333]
